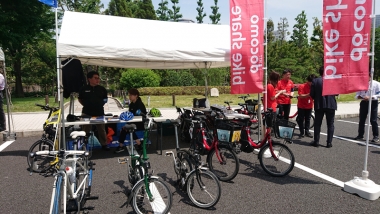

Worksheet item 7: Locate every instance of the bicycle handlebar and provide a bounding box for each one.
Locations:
[35,103,59,112]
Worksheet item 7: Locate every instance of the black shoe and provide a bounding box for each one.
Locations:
[372,137,379,143]
[354,136,364,141]
[299,134,304,138]
[102,145,110,151]
[326,143,332,148]
[114,146,125,153]
[305,133,313,138]
[311,141,319,147]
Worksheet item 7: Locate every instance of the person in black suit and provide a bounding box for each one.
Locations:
[309,67,337,148]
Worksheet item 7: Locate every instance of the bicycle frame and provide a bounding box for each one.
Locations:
[241,126,280,160]
[120,117,155,202]
[30,149,90,214]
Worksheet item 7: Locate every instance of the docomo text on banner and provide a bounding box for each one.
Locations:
[230,6,263,86]
[324,0,370,80]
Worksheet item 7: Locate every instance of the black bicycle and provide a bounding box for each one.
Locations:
[166,119,221,208]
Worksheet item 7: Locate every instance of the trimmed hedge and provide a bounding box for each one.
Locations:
[136,86,231,96]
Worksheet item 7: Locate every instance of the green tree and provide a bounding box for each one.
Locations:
[209,0,221,24]
[120,68,160,89]
[278,17,290,44]
[104,0,132,17]
[161,70,181,86]
[196,0,206,24]
[310,17,323,71]
[266,19,275,43]
[134,0,157,20]
[291,11,309,48]
[180,71,197,86]
[22,37,57,94]
[60,0,104,13]
[0,0,55,97]
[168,0,182,21]
[156,0,169,21]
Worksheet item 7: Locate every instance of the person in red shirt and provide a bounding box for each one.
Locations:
[265,71,286,112]
[276,69,294,120]
[297,74,316,138]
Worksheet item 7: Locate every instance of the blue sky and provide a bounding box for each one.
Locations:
[100,0,380,38]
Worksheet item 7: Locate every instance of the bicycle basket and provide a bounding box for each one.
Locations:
[215,120,242,143]
[275,119,296,140]
[245,99,258,106]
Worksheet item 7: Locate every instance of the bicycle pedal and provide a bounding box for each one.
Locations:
[86,195,99,200]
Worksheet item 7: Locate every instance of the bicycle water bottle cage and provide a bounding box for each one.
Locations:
[123,124,137,132]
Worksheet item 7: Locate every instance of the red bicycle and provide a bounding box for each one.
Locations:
[237,109,295,177]
[185,113,240,182]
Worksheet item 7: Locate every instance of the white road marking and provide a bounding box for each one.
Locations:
[0,140,15,152]
[294,162,344,187]
[283,125,380,187]
[308,130,380,149]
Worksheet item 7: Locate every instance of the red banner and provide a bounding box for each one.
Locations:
[322,0,372,95]
[229,0,264,94]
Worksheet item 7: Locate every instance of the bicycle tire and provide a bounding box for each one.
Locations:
[259,142,295,177]
[174,151,193,175]
[27,139,55,173]
[186,169,221,208]
[132,177,172,214]
[310,114,315,129]
[207,147,240,182]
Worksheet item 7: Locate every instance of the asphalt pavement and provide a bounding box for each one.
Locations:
[2,98,380,213]
[1,116,380,213]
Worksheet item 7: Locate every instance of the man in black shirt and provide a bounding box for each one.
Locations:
[78,71,109,151]
[115,88,147,153]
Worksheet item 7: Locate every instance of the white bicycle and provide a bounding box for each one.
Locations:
[29,131,97,214]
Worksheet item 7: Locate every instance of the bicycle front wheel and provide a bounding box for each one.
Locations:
[132,178,172,214]
[27,139,55,173]
[186,169,221,208]
[259,142,295,177]
[310,114,315,129]
[207,147,240,182]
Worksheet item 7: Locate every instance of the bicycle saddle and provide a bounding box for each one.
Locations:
[70,131,86,139]
[123,124,137,131]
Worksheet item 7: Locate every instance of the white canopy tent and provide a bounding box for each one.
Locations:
[58,11,231,69]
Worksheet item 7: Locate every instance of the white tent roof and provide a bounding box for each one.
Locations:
[58,11,230,69]
[0,48,4,61]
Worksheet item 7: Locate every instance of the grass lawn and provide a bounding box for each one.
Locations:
[4,92,357,113]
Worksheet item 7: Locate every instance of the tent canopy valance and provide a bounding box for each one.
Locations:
[57,11,231,69]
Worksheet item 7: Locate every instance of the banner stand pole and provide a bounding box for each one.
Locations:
[343,0,380,200]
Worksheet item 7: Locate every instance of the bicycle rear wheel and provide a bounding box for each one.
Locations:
[27,139,55,173]
[207,147,240,182]
[259,142,295,177]
[132,177,172,214]
[186,169,221,208]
